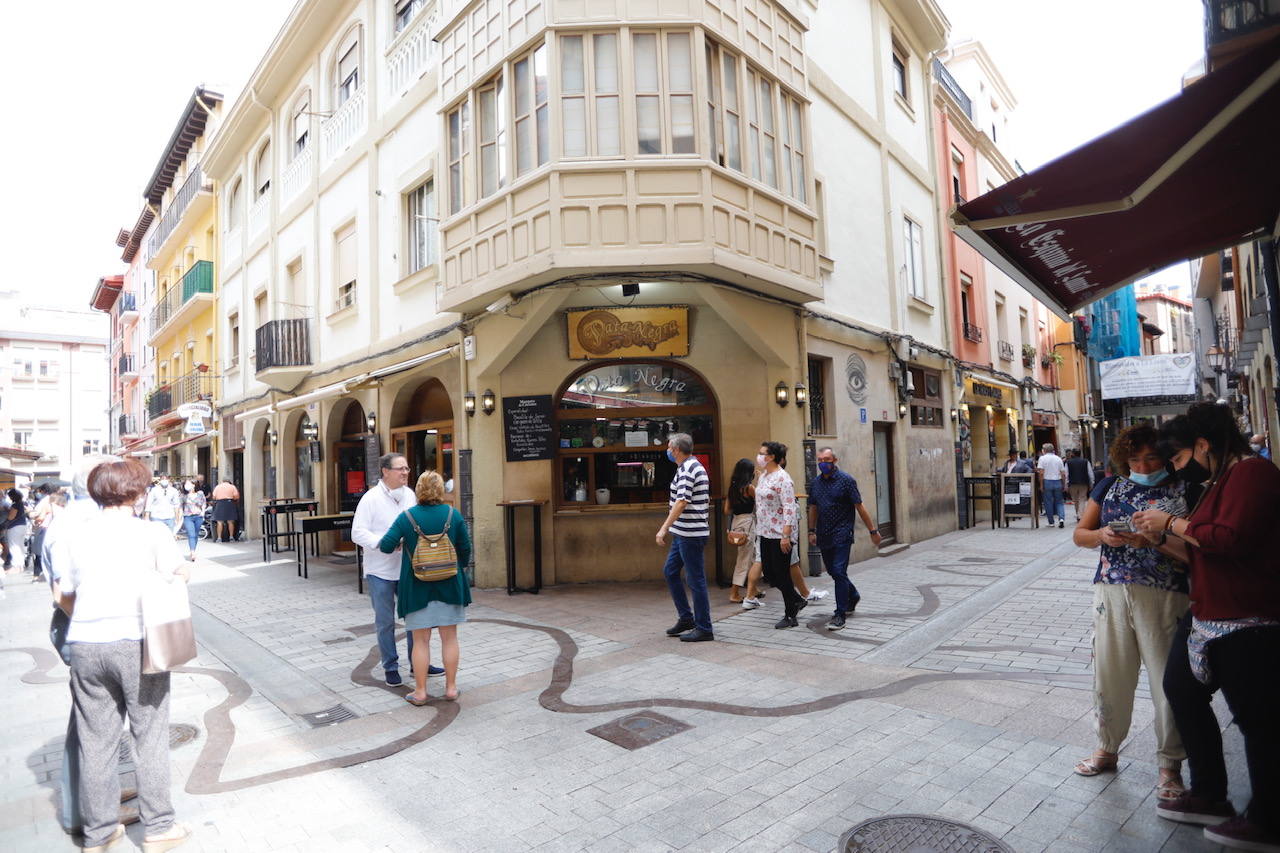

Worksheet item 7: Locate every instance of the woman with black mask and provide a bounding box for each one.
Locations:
[1132,402,1280,851]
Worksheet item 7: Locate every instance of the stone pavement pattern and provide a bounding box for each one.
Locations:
[0,522,1248,852]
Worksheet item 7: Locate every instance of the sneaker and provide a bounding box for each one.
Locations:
[679,628,715,642]
[827,613,846,631]
[385,670,403,687]
[741,597,761,610]
[806,589,829,601]
[666,617,695,637]
[82,824,126,853]
[142,821,192,853]
[1204,815,1280,851]
[1157,793,1236,826]
[774,615,798,629]
[1059,520,1064,528]
[846,598,860,615]
[427,665,445,677]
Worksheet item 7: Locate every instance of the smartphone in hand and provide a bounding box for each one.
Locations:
[1107,518,1136,533]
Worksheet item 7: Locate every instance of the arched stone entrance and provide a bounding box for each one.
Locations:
[328,399,369,515]
[389,377,455,500]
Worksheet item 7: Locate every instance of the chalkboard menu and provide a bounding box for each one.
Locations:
[363,434,382,490]
[999,473,1036,523]
[503,394,555,462]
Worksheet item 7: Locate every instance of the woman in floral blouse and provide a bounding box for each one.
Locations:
[180,479,207,562]
[1071,424,1188,801]
[754,441,804,629]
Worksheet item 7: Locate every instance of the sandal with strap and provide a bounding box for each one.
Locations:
[1074,752,1119,776]
[1156,773,1186,801]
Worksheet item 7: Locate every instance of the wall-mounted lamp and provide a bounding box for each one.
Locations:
[794,382,807,408]
[898,402,908,419]
[949,408,958,421]
[301,420,318,440]
[481,389,496,415]
[464,392,477,417]
[269,429,279,445]
[1103,419,1110,429]
[985,404,994,414]
[775,381,790,407]
[366,411,377,433]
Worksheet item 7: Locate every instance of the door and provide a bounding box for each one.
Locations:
[197,446,210,485]
[873,423,896,543]
[333,440,365,552]
[391,420,456,503]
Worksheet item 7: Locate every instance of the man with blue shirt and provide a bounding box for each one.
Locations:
[807,447,881,631]
[655,433,714,642]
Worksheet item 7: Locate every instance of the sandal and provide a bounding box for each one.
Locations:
[1073,752,1118,776]
[404,694,430,707]
[443,689,461,702]
[1156,773,1186,801]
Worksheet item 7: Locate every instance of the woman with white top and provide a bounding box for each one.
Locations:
[59,459,192,853]
[754,441,805,628]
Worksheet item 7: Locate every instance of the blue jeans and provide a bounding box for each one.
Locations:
[820,542,859,614]
[182,514,201,552]
[1043,481,1066,523]
[367,575,413,672]
[662,535,712,634]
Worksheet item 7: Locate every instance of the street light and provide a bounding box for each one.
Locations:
[366,410,377,433]
[793,382,807,408]
[1205,345,1226,373]
[463,392,476,416]
[775,381,790,407]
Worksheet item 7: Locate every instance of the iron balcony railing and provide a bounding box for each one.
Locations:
[148,369,217,420]
[118,354,136,375]
[118,291,137,314]
[149,260,214,334]
[998,340,1014,361]
[933,58,973,119]
[119,413,138,437]
[1204,0,1280,48]
[147,164,208,257]
[255,318,313,372]
[963,322,984,343]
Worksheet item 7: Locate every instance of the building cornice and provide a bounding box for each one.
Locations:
[143,86,224,205]
[884,0,949,55]
[939,40,1017,110]
[933,88,1018,184]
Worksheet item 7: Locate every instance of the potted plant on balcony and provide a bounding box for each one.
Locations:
[1021,344,1037,368]
[1041,350,1064,368]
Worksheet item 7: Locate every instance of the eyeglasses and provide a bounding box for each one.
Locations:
[387,466,411,472]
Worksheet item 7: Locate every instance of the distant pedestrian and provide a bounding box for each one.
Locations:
[1002,450,1033,474]
[655,433,714,642]
[143,477,180,535]
[5,488,29,571]
[379,471,472,704]
[756,441,804,629]
[808,447,881,631]
[30,484,57,580]
[179,480,206,562]
[1066,449,1095,521]
[725,458,758,604]
[59,459,192,853]
[1249,433,1271,460]
[352,454,442,686]
[210,479,240,542]
[1037,443,1067,528]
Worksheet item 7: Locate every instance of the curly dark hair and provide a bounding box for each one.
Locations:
[1158,402,1251,484]
[1108,424,1163,476]
[760,441,787,466]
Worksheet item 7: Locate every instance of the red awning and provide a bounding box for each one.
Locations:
[953,34,1280,319]
[125,433,208,457]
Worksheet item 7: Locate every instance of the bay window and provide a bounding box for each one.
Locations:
[633,32,695,155]
[779,91,805,202]
[706,42,742,171]
[477,74,507,197]
[560,33,620,158]
[745,70,778,188]
[513,45,548,175]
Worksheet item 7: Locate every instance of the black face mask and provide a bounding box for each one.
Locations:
[1175,456,1211,484]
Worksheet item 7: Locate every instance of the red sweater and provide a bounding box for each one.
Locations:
[1185,457,1280,620]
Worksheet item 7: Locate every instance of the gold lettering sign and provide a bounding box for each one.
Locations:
[567,306,690,359]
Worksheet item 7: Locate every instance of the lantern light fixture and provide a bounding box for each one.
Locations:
[481,389,496,415]
[366,410,377,433]
[269,429,279,445]
[464,391,477,417]
[775,381,790,407]
[898,402,908,419]
[301,420,318,441]
[949,408,958,421]
[794,382,807,408]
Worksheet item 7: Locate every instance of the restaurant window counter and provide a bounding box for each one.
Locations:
[559,447,716,507]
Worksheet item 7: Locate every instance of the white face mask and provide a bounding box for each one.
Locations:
[159,480,171,489]
[185,482,194,492]
[756,454,768,468]
[1250,443,1262,453]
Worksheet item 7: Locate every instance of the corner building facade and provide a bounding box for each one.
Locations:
[209,0,957,586]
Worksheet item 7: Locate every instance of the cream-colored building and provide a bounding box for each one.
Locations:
[206,0,956,586]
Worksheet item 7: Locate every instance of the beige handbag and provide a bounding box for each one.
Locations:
[141,574,196,674]
[727,513,754,547]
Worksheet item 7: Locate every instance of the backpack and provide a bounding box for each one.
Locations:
[402,505,458,583]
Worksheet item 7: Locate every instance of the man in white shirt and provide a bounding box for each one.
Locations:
[143,477,181,535]
[351,453,441,686]
[1036,443,1068,528]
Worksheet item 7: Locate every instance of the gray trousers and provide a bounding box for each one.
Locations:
[69,640,174,845]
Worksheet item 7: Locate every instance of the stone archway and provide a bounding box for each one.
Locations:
[388,377,455,497]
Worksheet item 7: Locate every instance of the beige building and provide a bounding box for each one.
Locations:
[205,0,957,586]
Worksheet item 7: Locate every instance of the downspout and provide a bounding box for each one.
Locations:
[796,309,820,577]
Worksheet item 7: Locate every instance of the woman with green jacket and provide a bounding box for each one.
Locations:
[379,470,472,704]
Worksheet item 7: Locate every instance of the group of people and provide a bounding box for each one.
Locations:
[659,435,881,641]
[1070,403,1279,851]
[1003,444,1100,527]
[139,475,241,561]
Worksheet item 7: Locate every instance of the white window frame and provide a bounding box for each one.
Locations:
[705,40,743,172]
[335,30,362,107]
[891,39,909,102]
[903,216,925,300]
[394,0,424,35]
[446,101,471,214]
[779,89,806,202]
[512,44,549,176]
[291,95,310,158]
[334,224,358,313]
[406,179,437,274]
[227,178,243,229]
[227,312,240,368]
[254,141,271,197]
[476,73,507,198]
[559,33,621,160]
[745,68,778,188]
[632,30,696,156]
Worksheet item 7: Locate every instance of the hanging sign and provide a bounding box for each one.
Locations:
[567,306,690,359]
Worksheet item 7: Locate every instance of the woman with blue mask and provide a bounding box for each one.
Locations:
[1070,424,1189,804]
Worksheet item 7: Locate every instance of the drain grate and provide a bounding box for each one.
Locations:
[959,557,996,563]
[169,724,200,750]
[299,705,359,728]
[839,814,1013,852]
[587,711,692,750]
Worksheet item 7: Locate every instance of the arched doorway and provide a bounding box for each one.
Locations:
[391,378,455,502]
[294,413,316,500]
[332,399,368,514]
[260,424,276,500]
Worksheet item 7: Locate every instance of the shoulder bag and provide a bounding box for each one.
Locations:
[141,574,196,674]
[403,505,459,582]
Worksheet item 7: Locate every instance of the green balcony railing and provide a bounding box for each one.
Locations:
[182,260,214,301]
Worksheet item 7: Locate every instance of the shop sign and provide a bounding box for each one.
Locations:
[1032,411,1057,428]
[567,306,689,359]
[969,381,1005,402]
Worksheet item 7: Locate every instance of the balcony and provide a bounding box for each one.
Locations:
[963,322,984,343]
[280,145,314,208]
[119,413,138,439]
[146,164,214,264]
[118,354,138,381]
[254,318,313,391]
[248,190,270,244]
[148,369,218,423]
[117,291,139,324]
[148,261,214,345]
[1205,0,1280,53]
[1022,346,1037,368]
[386,6,438,98]
[321,84,367,166]
[998,340,1014,362]
[933,59,973,120]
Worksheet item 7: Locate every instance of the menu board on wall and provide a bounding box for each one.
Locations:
[503,395,555,462]
[363,434,382,490]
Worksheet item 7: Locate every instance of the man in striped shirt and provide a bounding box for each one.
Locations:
[655,433,714,642]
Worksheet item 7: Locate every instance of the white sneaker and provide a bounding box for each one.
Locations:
[806,589,829,601]
[741,597,761,609]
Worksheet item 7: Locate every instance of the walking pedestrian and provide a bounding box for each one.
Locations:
[1002,450,1033,474]
[755,441,804,629]
[1037,443,1067,528]
[655,433,714,642]
[351,453,442,686]
[30,484,57,580]
[143,477,180,536]
[725,458,757,604]
[1131,403,1280,849]
[179,480,206,562]
[1070,425,1188,801]
[5,488,29,572]
[210,479,240,542]
[59,458,192,853]
[808,447,881,631]
[378,471,471,704]
[1066,449,1095,521]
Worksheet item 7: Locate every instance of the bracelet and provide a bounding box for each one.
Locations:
[1156,532,1168,546]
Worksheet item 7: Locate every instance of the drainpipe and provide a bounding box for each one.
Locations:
[796,309,820,577]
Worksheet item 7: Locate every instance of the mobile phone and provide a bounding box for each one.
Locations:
[1107,519,1135,533]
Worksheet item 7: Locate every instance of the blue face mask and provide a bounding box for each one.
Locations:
[818,461,835,476]
[666,449,677,463]
[1128,469,1169,487]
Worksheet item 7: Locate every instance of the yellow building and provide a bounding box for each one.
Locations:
[140,87,224,480]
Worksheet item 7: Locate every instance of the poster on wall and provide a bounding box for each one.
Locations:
[566,306,690,359]
[1100,354,1196,399]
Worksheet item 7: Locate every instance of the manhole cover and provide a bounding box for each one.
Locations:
[299,705,359,727]
[169,724,200,749]
[839,815,1013,852]
[587,711,691,750]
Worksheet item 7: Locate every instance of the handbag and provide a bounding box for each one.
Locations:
[727,513,753,547]
[141,573,196,674]
[403,505,458,583]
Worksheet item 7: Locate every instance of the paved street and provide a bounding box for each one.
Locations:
[0,523,1247,852]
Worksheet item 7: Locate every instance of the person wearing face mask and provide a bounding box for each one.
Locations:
[1130,403,1280,849]
[1249,433,1270,460]
[179,480,207,562]
[753,441,804,629]
[807,447,880,631]
[1070,425,1189,802]
[655,433,714,642]
[143,477,181,537]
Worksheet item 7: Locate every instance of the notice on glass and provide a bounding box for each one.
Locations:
[624,431,648,447]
